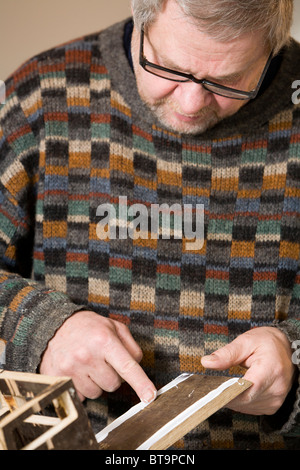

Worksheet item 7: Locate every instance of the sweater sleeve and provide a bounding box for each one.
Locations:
[275,268,300,436]
[261,259,300,437]
[0,61,85,373]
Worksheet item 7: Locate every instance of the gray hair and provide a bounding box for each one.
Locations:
[131,0,294,54]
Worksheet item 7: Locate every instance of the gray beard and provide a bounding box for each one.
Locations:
[142,96,222,135]
[152,105,220,135]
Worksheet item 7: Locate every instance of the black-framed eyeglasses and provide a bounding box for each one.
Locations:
[139,27,273,101]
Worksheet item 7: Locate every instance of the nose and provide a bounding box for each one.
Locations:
[173,81,212,115]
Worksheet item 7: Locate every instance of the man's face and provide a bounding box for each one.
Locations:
[131,0,269,135]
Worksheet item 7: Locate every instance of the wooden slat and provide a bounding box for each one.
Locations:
[97,374,252,450]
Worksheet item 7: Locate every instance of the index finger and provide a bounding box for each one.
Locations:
[113,320,143,363]
[104,339,157,404]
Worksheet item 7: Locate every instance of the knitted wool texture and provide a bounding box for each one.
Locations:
[0,19,299,449]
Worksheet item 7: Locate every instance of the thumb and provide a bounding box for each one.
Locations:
[201,335,252,370]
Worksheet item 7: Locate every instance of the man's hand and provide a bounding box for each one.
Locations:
[201,327,296,416]
[39,310,157,403]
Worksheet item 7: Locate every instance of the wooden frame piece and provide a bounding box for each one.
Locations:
[0,370,98,450]
[97,373,252,450]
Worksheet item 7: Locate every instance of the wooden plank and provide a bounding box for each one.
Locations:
[97,374,252,450]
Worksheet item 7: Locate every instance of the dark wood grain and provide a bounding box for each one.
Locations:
[99,375,251,450]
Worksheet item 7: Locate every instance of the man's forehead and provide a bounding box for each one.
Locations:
[146,24,263,81]
[148,0,266,66]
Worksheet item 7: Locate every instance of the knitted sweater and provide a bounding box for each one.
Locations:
[0,19,299,450]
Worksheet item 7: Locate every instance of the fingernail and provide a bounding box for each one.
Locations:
[142,388,157,404]
[202,355,217,362]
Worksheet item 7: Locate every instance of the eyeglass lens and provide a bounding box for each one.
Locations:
[143,63,251,99]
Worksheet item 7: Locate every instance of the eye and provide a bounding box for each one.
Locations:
[214,76,242,87]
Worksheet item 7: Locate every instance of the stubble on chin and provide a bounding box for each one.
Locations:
[150,99,221,135]
[138,91,222,135]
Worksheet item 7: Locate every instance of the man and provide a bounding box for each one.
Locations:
[0,0,299,450]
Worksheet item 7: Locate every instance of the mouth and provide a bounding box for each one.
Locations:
[174,112,203,123]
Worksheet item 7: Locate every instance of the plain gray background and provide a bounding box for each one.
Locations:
[1,0,300,79]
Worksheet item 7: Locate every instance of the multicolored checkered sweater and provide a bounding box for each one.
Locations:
[0,19,299,449]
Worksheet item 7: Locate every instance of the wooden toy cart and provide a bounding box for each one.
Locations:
[0,370,98,450]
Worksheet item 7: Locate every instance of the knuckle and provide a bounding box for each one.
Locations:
[105,377,122,393]
[265,400,283,415]
[87,389,103,400]
[272,361,285,376]
[116,320,129,333]
[73,346,91,365]
[242,389,257,407]
[274,396,285,410]
[58,355,76,376]
[135,347,143,363]
[273,383,288,403]
[220,345,237,364]
[118,357,139,376]
[93,326,115,349]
